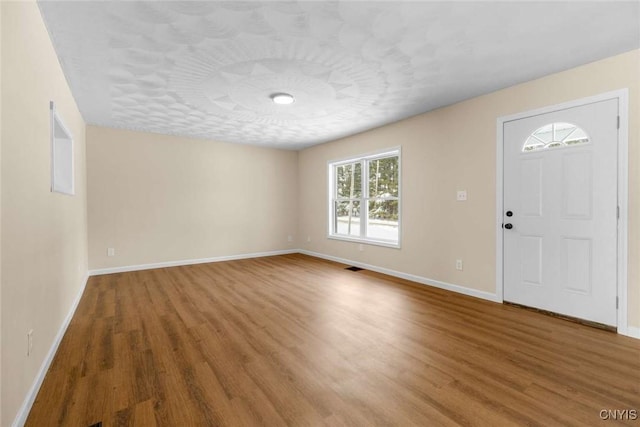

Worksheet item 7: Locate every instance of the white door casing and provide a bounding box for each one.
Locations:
[502,99,619,326]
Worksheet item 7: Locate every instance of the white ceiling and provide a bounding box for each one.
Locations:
[39,1,639,150]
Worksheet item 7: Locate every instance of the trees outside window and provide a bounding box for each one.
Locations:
[329,149,400,247]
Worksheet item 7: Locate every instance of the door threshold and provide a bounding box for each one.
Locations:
[504,301,616,332]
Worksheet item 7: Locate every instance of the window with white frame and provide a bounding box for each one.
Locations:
[329,149,400,247]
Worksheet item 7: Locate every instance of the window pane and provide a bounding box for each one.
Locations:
[565,127,589,145]
[368,156,398,198]
[554,122,576,141]
[329,150,400,247]
[336,162,362,198]
[532,124,553,143]
[367,199,398,241]
[523,122,589,152]
[335,200,361,236]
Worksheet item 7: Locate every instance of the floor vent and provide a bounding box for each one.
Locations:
[88,423,102,427]
[345,266,364,272]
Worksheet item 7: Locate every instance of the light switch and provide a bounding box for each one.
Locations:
[457,190,467,201]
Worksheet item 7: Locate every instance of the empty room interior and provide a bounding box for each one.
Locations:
[2,1,640,426]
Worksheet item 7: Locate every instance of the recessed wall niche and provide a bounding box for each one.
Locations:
[50,101,74,195]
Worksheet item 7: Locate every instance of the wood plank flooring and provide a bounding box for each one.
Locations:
[26,254,640,426]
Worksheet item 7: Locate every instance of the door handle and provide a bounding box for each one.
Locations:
[504,223,513,230]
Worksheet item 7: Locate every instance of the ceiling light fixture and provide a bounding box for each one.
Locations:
[270,93,295,105]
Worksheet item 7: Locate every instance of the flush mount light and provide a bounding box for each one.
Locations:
[270,93,295,105]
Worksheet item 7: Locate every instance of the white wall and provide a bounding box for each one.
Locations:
[298,49,640,330]
[1,2,88,425]
[87,126,299,271]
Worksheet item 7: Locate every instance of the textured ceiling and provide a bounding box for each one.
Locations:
[39,1,639,149]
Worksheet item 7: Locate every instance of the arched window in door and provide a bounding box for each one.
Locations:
[523,122,589,152]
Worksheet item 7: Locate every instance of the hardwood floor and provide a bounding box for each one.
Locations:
[26,254,640,426]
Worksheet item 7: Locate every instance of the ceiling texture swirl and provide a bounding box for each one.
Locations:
[39,1,639,149]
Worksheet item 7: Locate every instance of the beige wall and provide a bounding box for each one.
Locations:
[1,2,88,426]
[299,49,640,329]
[87,126,298,270]
[0,1,3,423]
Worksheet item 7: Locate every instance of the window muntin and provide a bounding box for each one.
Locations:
[330,149,400,247]
[523,122,589,152]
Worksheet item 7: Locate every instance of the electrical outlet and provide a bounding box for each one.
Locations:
[107,247,115,257]
[27,329,34,356]
[287,235,293,242]
[307,236,311,242]
[456,190,467,201]
[456,259,463,271]
[358,244,364,252]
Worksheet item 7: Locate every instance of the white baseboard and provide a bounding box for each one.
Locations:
[12,274,90,427]
[299,249,502,303]
[623,326,640,339]
[88,249,299,276]
[90,248,502,303]
[299,250,640,339]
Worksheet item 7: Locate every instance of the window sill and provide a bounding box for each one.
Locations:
[327,234,401,249]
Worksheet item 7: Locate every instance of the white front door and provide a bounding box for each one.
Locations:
[503,99,618,326]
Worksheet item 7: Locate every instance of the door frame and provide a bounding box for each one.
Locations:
[495,89,630,336]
